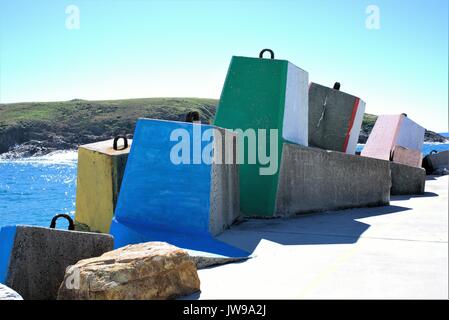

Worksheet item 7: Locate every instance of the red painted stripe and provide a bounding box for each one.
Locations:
[342,97,360,152]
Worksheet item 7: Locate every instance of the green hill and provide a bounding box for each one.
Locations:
[0,98,216,155]
[0,97,446,157]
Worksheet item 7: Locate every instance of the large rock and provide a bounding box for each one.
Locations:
[0,284,22,300]
[57,242,200,300]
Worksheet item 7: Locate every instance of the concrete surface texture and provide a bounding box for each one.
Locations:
[213,54,309,217]
[190,175,448,299]
[111,118,245,258]
[75,138,132,233]
[308,82,365,154]
[275,143,391,215]
[390,162,426,195]
[0,226,113,300]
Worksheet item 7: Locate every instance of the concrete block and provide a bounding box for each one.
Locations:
[308,82,366,154]
[392,145,422,168]
[214,51,309,217]
[423,150,449,175]
[361,114,425,162]
[275,143,391,215]
[390,162,426,195]
[0,225,113,300]
[75,138,132,233]
[110,118,246,258]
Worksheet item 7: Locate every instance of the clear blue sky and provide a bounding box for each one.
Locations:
[0,0,447,132]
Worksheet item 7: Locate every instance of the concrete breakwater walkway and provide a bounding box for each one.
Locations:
[191,175,448,299]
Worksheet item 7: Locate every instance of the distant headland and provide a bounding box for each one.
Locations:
[0,97,447,158]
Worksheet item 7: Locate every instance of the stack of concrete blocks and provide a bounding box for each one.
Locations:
[308,82,366,154]
[214,52,390,217]
[361,114,426,195]
[109,118,247,258]
[75,138,132,233]
[0,225,113,300]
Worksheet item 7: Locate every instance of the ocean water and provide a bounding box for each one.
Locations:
[0,151,77,229]
[0,143,448,229]
[356,142,449,155]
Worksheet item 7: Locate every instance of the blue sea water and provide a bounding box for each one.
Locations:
[1,142,448,229]
[0,151,77,229]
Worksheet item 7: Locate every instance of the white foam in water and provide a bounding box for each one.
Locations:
[0,150,78,165]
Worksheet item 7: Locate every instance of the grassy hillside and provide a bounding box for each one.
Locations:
[0,97,446,156]
[0,97,217,127]
[0,98,217,154]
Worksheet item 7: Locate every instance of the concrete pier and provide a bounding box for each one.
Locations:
[190,175,448,299]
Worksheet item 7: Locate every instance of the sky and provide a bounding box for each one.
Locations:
[0,0,448,132]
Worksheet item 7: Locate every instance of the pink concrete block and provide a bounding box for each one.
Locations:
[361,114,402,160]
[391,145,422,168]
[361,114,424,165]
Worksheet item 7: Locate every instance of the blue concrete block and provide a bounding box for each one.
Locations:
[0,226,16,284]
[111,118,246,257]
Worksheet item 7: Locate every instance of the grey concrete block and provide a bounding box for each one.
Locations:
[275,143,391,215]
[390,162,426,195]
[6,226,113,300]
[423,150,449,175]
[308,82,366,154]
[209,128,240,236]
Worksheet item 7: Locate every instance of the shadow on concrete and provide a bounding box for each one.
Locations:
[216,205,411,253]
[425,175,447,181]
[392,192,439,201]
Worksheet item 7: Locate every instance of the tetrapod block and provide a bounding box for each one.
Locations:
[213,52,309,217]
[308,82,366,154]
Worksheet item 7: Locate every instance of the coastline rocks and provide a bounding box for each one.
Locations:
[57,242,200,300]
[0,284,23,300]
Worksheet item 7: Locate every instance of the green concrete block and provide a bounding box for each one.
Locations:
[214,53,308,217]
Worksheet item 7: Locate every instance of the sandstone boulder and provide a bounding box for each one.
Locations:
[57,242,200,300]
